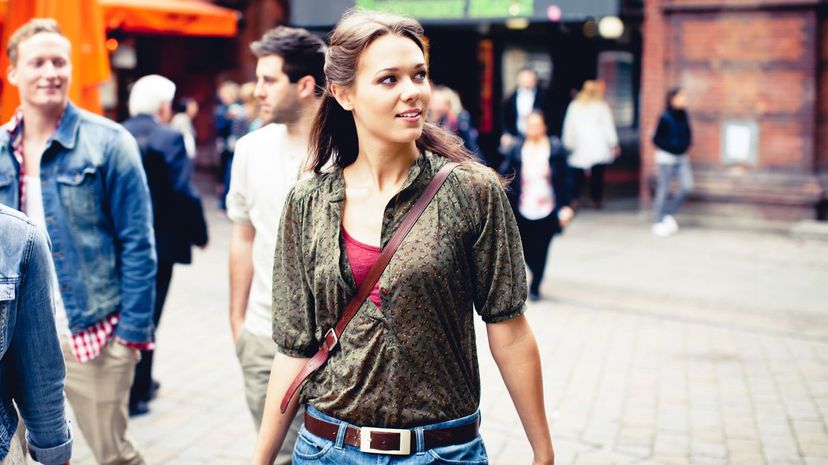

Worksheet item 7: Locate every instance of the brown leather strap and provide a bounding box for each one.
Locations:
[280,162,460,413]
[303,411,480,454]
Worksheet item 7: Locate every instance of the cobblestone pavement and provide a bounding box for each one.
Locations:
[66,204,828,465]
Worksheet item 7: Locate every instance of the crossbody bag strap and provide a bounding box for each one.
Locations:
[280,161,460,413]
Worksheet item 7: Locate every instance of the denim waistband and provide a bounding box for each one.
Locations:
[304,405,481,454]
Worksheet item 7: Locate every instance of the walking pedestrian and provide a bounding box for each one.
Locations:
[562,80,619,209]
[239,81,263,134]
[170,97,199,159]
[651,87,693,237]
[0,18,155,465]
[215,80,243,209]
[430,85,482,160]
[500,111,574,301]
[501,67,551,150]
[226,26,325,464]
[251,9,555,465]
[123,74,209,417]
[0,205,72,465]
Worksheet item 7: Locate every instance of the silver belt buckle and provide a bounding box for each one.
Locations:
[359,426,412,455]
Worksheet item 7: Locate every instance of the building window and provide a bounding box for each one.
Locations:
[597,51,635,128]
[721,120,759,166]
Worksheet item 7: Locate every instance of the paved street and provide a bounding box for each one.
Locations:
[67,198,828,465]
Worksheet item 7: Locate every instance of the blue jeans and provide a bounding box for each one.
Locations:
[653,157,694,223]
[293,406,488,464]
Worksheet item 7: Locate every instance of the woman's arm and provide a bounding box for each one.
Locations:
[251,353,308,465]
[487,315,554,465]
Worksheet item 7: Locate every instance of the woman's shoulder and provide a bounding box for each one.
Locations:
[286,170,340,208]
[448,160,505,196]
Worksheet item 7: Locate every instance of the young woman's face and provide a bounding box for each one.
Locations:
[525,113,547,140]
[344,34,431,146]
[671,91,688,110]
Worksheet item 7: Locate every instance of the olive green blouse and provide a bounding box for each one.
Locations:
[272,150,527,428]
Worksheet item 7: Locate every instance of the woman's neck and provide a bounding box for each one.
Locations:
[347,140,419,193]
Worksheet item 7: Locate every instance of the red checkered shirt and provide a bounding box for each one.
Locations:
[7,109,154,362]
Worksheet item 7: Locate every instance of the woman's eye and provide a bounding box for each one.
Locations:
[379,76,396,84]
[414,71,427,80]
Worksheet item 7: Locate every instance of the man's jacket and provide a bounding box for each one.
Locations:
[0,102,157,343]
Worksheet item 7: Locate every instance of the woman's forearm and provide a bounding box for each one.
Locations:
[251,353,307,465]
[488,316,554,464]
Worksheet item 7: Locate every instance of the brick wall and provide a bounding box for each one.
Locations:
[819,15,828,171]
[639,0,666,203]
[641,0,823,217]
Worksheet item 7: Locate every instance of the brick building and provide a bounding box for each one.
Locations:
[641,0,827,221]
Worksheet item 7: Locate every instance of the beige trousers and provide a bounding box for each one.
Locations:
[61,337,146,465]
[235,329,303,465]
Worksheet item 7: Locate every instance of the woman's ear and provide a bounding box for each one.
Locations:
[329,83,353,111]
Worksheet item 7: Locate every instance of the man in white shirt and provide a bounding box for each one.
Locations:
[225,26,325,464]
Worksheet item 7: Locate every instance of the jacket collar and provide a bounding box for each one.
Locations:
[50,101,81,150]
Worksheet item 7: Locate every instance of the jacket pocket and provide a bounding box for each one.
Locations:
[55,166,99,221]
[0,280,18,359]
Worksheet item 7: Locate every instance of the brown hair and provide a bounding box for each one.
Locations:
[7,18,65,65]
[308,8,475,174]
[250,26,326,97]
[575,80,604,102]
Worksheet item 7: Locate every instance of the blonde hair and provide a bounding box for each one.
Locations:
[7,18,66,65]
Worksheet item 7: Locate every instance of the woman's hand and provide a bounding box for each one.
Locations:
[558,206,574,227]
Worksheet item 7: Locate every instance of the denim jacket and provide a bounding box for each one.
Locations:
[0,102,157,343]
[0,205,72,465]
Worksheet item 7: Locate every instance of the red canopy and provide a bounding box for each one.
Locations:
[0,0,238,119]
[99,0,238,37]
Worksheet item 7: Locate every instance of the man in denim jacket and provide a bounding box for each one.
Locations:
[0,19,155,465]
[0,205,72,465]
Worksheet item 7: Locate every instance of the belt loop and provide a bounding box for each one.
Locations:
[415,426,426,454]
[334,420,347,449]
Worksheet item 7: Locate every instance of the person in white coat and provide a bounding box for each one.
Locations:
[562,80,619,209]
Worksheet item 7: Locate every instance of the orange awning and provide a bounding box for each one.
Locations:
[0,0,239,38]
[99,0,238,37]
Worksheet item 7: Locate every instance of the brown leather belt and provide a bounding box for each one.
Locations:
[303,411,480,456]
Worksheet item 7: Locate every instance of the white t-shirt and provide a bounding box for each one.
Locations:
[226,124,311,337]
[23,175,70,336]
[516,88,536,136]
[518,142,555,220]
[562,100,618,169]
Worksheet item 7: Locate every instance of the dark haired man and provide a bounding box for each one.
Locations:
[225,26,325,464]
[501,67,554,148]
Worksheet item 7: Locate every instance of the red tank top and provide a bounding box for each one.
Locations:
[342,227,382,309]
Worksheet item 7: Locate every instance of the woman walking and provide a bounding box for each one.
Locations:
[651,87,693,236]
[500,111,574,302]
[561,80,618,209]
[252,9,554,465]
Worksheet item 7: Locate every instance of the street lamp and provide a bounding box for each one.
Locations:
[598,16,624,39]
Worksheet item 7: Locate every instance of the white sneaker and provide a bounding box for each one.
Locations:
[662,215,679,234]
[652,221,672,237]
